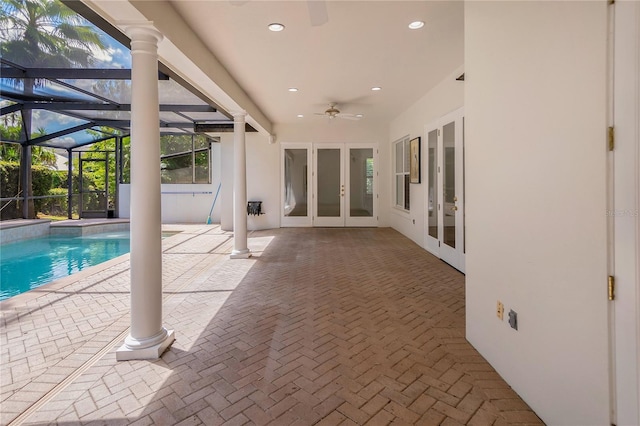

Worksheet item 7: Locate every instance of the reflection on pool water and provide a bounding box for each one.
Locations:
[0,231,131,301]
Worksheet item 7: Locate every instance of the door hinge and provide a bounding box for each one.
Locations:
[608,126,614,151]
[608,0,615,5]
[608,275,615,301]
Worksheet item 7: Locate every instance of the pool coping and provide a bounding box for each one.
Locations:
[0,218,131,243]
[0,219,51,245]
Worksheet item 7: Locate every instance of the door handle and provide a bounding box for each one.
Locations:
[451,206,458,211]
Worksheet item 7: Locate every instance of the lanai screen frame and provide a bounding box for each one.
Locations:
[0,1,255,219]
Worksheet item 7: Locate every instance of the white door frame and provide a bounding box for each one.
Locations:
[424,107,465,272]
[281,142,379,228]
[280,142,313,227]
[345,143,378,227]
[612,2,640,424]
[313,143,345,227]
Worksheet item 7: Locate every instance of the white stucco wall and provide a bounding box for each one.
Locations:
[220,132,280,231]
[387,66,464,247]
[118,142,222,224]
[465,2,609,424]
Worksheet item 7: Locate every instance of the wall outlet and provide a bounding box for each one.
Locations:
[508,310,518,330]
[496,301,504,320]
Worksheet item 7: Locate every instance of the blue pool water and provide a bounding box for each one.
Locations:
[0,232,131,301]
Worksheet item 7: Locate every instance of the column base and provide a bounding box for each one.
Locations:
[230,249,252,259]
[116,329,175,361]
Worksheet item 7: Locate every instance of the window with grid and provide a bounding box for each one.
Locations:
[394,136,411,210]
[160,134,211,184]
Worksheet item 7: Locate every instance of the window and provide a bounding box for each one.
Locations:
[394,136,411,210]
[160,134,211,184]
[365,157,374,195]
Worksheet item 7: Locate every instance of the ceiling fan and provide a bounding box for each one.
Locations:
[315,103,362,120]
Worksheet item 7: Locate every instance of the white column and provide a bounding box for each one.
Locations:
[117,23,174,361]
[230,111,251,259]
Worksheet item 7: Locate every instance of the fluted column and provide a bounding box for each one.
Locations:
[230,111,251,259]
[116,23,174,360]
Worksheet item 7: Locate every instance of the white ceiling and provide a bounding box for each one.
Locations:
[167,1,464,127]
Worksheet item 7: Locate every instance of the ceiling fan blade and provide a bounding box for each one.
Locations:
[336,114,361,121]
[307,0,328,27]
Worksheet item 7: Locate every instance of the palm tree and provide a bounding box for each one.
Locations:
[0,0,105,67]
[0,0,106,218]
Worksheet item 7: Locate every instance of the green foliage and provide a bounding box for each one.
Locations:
[41,187,68,216]
[0,142,59,167]
[0,0,106,68]
[0,118,23,143]
[0,142,20,162]
[1,0,107,217]
[160,134,211,184]
[0,160,101,220]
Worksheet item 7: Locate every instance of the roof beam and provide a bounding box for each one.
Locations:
[1,67,169,80]
[89,120,198,129]
[3,103,217,113]
[195,123,257,133]
[0,103,22,115]
[25,123,95,146]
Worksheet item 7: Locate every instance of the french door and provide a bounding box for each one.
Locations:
[281,143,377,227]
[424,108,465,272]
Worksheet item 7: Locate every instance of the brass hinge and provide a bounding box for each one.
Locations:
[608,276,615,301]
[608,0,615,5]
[608,126,615,151]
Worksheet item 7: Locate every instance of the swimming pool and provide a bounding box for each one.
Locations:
[0,232,131,301]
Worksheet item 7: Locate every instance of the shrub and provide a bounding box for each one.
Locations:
[0,161,101,220]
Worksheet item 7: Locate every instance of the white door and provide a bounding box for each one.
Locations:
[612,2,640,424]
[311,143,378,227]
[424,108,465,272]
[281,143,312,227]
[345,145,378,227]
[314,144,345,227]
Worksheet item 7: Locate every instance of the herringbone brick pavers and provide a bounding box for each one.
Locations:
[1,227,543,425]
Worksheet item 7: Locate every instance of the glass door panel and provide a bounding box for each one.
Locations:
[443,121,456,249]
[427,129,438,240]
[317,148,341,217]
[348,148,373,217]
[314,146,344,226]
[424,108,465,272]
[284,149,308,217]
[285,143,376,228]
[346,146,377,227]
[281,144,312,227]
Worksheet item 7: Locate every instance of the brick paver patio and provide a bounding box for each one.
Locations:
[0,226,543,425]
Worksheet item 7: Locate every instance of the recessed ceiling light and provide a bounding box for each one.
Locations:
[371,87,382,91]
[356,114,364,118]
[408,21,425,30]
[297,114,304,118]
[288,88,298,92]
[268,23,285,32]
